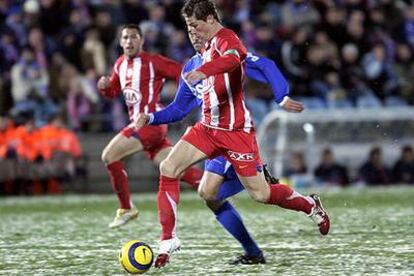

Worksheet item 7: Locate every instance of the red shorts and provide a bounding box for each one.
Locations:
[182,122,262,177]
[121,124,172,160]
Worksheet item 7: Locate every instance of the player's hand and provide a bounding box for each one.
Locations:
[281,97,304,113]
[184,70,206,85]
[97,76,110,91]
[134,113,150,130]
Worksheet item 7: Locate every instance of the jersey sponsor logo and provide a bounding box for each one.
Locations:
[123,87,142,106]
[227,151,255,162]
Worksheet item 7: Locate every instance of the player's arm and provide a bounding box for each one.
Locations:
[185,33,247,84]
[97,64,121,98]
[134,75,199,128]
[153,54,183,83]
[246,53,303,113]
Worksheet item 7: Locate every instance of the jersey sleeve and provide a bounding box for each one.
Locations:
[153,54,182,83]
[149,73,199,125]
[245,53,289,104]
[197,30,247,77]
[99,62,122,98]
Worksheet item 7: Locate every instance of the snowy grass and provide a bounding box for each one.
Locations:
[1,186,413,275]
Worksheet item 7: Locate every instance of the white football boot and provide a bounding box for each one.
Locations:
[108,204,139,228]
[154,237,182,268]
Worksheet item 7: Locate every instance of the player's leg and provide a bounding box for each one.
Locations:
[200,163,265,265]
[237,172,330,235]
[157,139,207,239]
[155,139,208,267]
[153,146,203,189]
[155,123,215,268]
[101,130,143,228]
[222,130,330,235]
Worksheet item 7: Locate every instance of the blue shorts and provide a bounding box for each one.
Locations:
[204,156,245,201]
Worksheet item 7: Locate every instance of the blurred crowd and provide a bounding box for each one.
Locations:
[284,145,414,186]
[0,111,86,195]
[0,0,414,130]
[1,0,414,193]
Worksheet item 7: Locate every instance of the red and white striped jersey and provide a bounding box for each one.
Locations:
[101,52,181,122]
[197,28,254,133]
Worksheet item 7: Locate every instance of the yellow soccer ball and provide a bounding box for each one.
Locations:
[119,240,154,274]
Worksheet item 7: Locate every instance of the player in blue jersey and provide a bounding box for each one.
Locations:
[135,29,322,265]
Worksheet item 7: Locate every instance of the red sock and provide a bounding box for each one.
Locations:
[266,184,314,214]
[158,175,180,240]
[180,166,203,189]
[107,161,131,209]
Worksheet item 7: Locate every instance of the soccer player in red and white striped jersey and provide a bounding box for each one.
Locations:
[134,0,329,267]
[97,24,203,229]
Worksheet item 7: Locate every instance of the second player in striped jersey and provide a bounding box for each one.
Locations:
[97,24,203,229]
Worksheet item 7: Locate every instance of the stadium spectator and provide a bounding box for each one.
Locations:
[167,29,194,63]
[121,0,148,26]
[403,5,414,48]
[38,0,70,38]
[251,23,281,62]
[48,51,70,102]
[345,16,371,56]
[280,26,309,96]
[41,114,85,190]
[280,0,320,32]
[339,43,367,104]
[81,28,107,75]
[362,44,397,101]
[66,66,99,131]
[0,113,17,194]
[377,0,404,39]
[11,46,48,103]
[69,1,93,30]
[27,27,51,68]
[319,6,348,48]
[392,145,414,184]
[0,30,19,112]
[393,43,414,104]
[0,30,19,77]
[4,5,27,47]
[314,148,349,186]
[284,151,307,177]
[358,146,390,185]
[140,4,174,54]
[10,46,57,126]
[306,45,338,99]
[92,10,116,49]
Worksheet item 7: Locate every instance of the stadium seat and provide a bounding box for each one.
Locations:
[356,95,382,108]
[297,97,326,110]
[384,96,408,107]
[327,99,354,109]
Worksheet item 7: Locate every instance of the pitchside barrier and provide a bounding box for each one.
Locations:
[257,107,414,187]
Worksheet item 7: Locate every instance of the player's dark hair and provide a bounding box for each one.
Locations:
[121,24,143,37]
[181,0,221,22]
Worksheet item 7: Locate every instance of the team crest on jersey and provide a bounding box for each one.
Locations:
[123,87,142,106]
[227,151,255,162]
